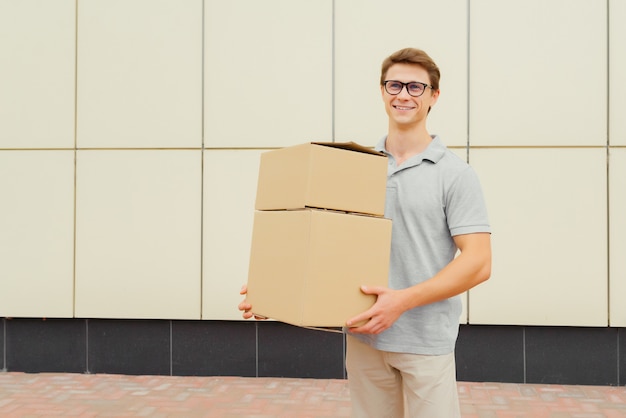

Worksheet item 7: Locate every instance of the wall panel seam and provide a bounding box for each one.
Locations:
[73,0,79,318]
[465,0,471,324]
[605,0,611,326]
[200,0,205,320]
[331,0,335,143]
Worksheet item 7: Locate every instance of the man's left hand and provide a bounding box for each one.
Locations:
[346,286,408,334]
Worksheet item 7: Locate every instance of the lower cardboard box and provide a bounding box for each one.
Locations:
[246,209,391,328]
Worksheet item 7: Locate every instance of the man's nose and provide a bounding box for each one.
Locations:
[397,85,412,97]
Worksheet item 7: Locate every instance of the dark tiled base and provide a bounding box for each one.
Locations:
[456,325,622,386]
[258,322,345,379]
[172,320,257,377]
[1,318,5,371]
[5,318,86,373]
[1,319,624,385]
[525,326,618,385]
[456,325,525,383]
[87,319,171,376]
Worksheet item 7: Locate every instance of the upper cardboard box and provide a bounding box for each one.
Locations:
[255,142,388,216]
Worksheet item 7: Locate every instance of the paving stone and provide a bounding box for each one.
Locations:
[0,373,625,417]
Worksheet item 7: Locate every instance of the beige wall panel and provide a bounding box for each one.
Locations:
[335,0,467,147]
[75,150,202,319]
[202,150,261,319]
[610,0,626,145]
[470,0,606,146]
[204,0,332,148]
[0,0,75,148]
[610,148,626,326]
[77,0,202,148]
[468,148,607,326]
[0,151,74,317]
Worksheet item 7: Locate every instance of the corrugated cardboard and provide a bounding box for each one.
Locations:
[246,209,391,327]
[255,142,387,216]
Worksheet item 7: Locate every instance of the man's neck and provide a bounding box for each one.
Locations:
[386,125,433,165]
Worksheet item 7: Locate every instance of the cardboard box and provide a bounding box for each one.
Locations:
[246,209,391,327]
[255,142,387,216]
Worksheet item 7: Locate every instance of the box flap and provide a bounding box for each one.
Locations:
[311,141,385,157]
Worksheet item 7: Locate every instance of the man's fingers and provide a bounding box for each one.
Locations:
[360,285,386,295]
[348,320,375,334]
[346,309,373,328]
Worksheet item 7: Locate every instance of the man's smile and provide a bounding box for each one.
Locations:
[393,104,416,111]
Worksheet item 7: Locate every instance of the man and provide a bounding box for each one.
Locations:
[240,47,491,418]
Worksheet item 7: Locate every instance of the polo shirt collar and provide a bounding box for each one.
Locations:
[375,135,446,167]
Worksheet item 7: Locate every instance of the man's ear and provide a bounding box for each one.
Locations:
[427,89,440,114]
[431,88,440,104]
[428,89,440,113]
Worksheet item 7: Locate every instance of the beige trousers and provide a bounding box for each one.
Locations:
[346,336,461,418]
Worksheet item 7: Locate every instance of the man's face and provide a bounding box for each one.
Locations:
[381,63,439,129]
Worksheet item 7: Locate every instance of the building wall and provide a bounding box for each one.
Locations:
[1,0,625,383]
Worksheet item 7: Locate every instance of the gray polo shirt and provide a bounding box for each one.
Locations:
[350,135,491,355]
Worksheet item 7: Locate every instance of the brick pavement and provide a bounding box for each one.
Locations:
[459,382,626,418]
[0,372,625,417]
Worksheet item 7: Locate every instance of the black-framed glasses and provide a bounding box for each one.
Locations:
[383,80,433,97]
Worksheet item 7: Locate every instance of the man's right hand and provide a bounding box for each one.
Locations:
[238,284,266,320]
